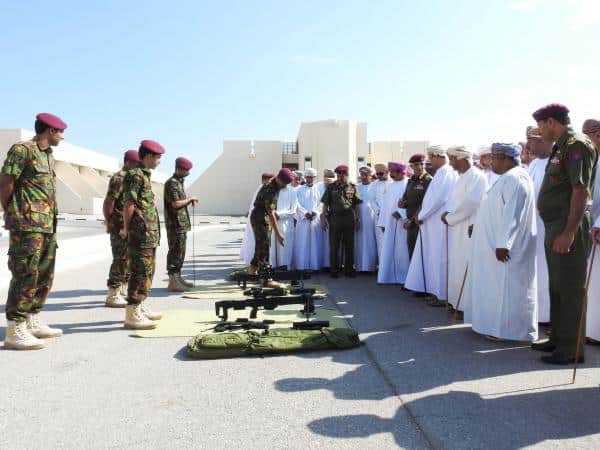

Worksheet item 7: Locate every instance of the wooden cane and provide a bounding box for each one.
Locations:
[192,204,196,288]
[453,264,468,322]
[572,242,597,384]
[445,224,450,309]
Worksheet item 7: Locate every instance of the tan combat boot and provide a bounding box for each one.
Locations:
[265,279,283,288]
[167,274,186,292]
[177,273,194,288]
[26,313,63,338]
[141,301,163,321]
[105,287,127,308]
[119,283,128,298]
[4,320,46,350]
[124,304,157,330]
[247,265,258,275]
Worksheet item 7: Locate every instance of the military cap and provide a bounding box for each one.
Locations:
[582,119,600,135]
[358,165,372,175]
[374,163,388,172]
[36,112,67,130]
[304,167,317,177]
[532,103,570,122]
[323,169,335,178]
[526,126,542,139]
[139,139,165,154]
[388,161,407,173]
[447,146,472,160]
[175,157,193,171]
[261,172,275,179]
[335,165,349,174]
[277,168,294,184]
[124,149,140,162]
[408,153,425,164]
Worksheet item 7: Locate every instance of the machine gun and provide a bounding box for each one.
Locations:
[242,286,317,298]
[214,292,329,330]
[213,319,275,332]
[231,265,311,289]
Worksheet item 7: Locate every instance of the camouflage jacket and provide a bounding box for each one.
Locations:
[122,164,160,248]
[164,175,191,232]
[252,179,280,220]
[1,139,58,233]
[106,167,127,231]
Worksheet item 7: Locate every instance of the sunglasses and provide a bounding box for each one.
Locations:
[375,172,385,176]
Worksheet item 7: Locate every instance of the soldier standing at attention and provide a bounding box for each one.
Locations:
[400,153,432,259]
[120,140,165,330]
[0,113,66,350]
[533,104,598,364]
[248,168,293,280]
[164,157,197,292]
[321,165,362,278]
[103,149,140,307]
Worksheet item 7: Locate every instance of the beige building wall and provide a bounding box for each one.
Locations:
[188,140,283,215]
[370,140,429,165]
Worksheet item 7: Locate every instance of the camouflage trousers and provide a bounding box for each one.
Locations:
[166,230,187,274]
[6,231,57,321]
[107,231,130,288]
[127,245,156,304]
[250,215,271,270]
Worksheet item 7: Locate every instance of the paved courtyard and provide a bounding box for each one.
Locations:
[1,220,599,449]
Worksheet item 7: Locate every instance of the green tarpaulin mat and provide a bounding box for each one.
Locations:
[187,327,361,359]
[132,307,351,338]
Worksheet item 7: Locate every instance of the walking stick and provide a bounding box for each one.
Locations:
[192,204,196,288]
[453,264,468,322]
[572,242,596,384]
[392,219,398,283]
[445,224,449,309]
[419,229,429,295]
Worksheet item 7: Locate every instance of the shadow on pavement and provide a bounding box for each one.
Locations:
[53,320,123,334]
[48,289,108,299]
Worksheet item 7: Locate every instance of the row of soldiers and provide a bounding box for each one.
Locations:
[0,113,197,350]
[243,103,600,365]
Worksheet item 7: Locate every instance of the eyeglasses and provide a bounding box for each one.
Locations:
[375,172,384,176]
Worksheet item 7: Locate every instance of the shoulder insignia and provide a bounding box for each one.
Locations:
[567,136,577,145]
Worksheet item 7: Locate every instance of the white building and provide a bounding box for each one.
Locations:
[0,129,167,215]
[188,119,428,215]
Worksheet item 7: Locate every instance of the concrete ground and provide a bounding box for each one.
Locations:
[1,221,599,449]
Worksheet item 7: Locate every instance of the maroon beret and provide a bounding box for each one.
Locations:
[124,149,140,162]
[335,165,349,174]
[139,139,165,155]
[388,161,407,174]
[277,168,294,184]
[36,112,67,131]
[175,157,193,171]
[261,172,275,179]
[408,153,425,164]
[532,103,570,122]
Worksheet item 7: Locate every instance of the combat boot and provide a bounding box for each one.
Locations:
[265,279,283,288]
[4,320,46,350]
[247,265,258,275]
[105,287,127,308]
[124,304,157,330]
[177,273,194,288]
[119,283,128,298]
[26,313,63,338]
[141,301,163,321]
[167,274,186,292]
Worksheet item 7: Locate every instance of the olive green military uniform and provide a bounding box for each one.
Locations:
[250,180,280,270]
[105,168,130,289]
[122,164,161,304]
[164,174,191,274]
[2,139,58,322]
[321,181,362,275]
[402,172,433,259]
[538,127,597,358]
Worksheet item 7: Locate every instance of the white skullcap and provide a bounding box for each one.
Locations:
[446,145,472,160]
[477,144,492,156]
[358,165,372,175]
[304,167,317,177]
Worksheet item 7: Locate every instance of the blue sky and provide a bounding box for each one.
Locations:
[1,0,598,175]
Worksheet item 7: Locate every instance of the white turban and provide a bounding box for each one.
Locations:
[447,145,472,160]
[477,144,492,156]
[427,145,447,157]
[304,167,317,177]
[358,165,372,175]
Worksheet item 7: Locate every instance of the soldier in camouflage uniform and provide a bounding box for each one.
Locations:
[164,157,198,292]
[249,168,293,279]
[102,149,140,307]
[321,165,362,278]
[120,140,165,330]
[0,113,67,350]
[400,153,432,259]
[532,104,598,365]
